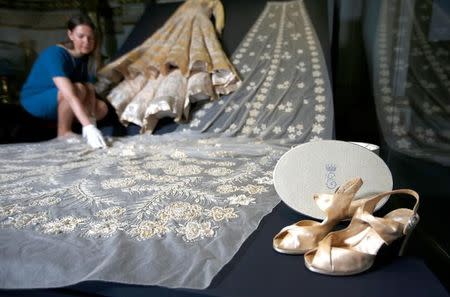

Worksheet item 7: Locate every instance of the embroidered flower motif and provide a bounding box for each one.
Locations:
[290,33,301,40]
[277,81,290,89]
[267,104,275,110]
[2,212,48,229]
[315,104,325,112]
[164,164,203,176]
[240,64,251,73]
[216,184,239,194]
[242,184,268,194]
[315,114,326,123]
[101,178,136,189]
[312,70,321,77]
[273,126,282,134]
[249,109,259,117]
[207,206,238,221]
[96,206,126,219]
[254,176,273,185]
[177,221,215,241]
[392,126,407,136]
[190,118,201,127]
[260,53,271,60]
[157,202,203,222]
[243,126,253,135]
[257,35,268,42]
[171,150,188,159]
[315,95,326,103]
[312,123,325,134]
[42,216,85,234]
[227,195,255,206]
[396,138,411,149]
[314,86,325,94]
[245,118,256,126]
[130,220,169,240]
[85,219,124,238]
[206,167,234,176]
[281,52,292,59]
[314,78,324,85]
[246,81,257,91]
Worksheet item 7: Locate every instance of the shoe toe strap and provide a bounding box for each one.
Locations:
[355,210,405,244]
[275,221,326,250]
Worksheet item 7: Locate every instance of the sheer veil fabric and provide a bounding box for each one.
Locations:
[372,0,450,164]
[0,1,333,289]
[177,1,334,145]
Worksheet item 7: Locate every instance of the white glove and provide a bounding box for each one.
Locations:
[89,115,97,126]
[82,124,106,149]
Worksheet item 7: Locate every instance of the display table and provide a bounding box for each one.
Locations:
[1,202,447,297]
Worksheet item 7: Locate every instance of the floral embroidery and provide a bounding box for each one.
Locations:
[216,184,239,193]
[96,206,127,218]
[163,164,203,176]
[101,178,136,189]
[42,216,86,234]
[205,167,233,176]
[206,206,238,221]
[157,201,203,222]
[85,219,124,238]
[227,195,256,206]
[2,212,48,229]
[130,220,169,240]
[177,221,215,241]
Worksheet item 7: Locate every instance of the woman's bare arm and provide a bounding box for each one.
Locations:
[53,77,91,126]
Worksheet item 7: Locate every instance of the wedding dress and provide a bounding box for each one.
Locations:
[96,0,241,133]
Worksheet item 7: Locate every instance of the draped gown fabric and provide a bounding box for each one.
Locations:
[96,0,241,133]
[176,0,334,144]
[0,0,333,290]
[372,0,450,164]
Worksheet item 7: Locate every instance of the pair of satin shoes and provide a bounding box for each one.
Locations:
[273,178,420,276]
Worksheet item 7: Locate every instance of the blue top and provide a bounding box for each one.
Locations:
[20,45,94,120]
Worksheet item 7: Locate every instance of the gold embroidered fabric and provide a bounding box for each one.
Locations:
[96,0,241,133]
[0,133,284,289]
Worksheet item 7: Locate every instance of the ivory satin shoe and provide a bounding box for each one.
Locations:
[273,178,363,254]
[304,189,420,275]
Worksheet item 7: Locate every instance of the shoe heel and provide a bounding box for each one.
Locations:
[399,213,420,256]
